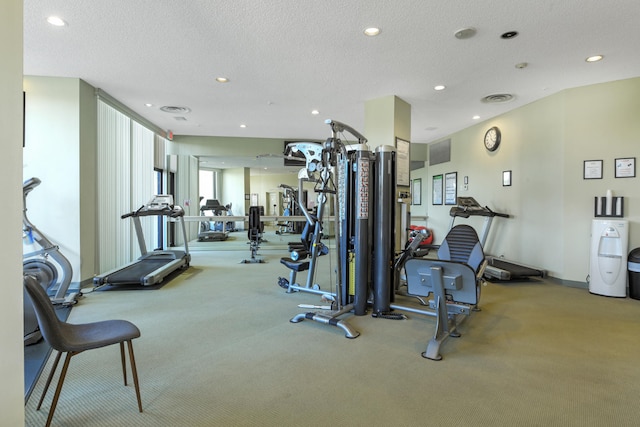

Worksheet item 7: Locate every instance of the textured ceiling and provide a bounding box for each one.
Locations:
[24,0,640,171]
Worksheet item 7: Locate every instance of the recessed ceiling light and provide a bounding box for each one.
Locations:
[240,124,247,128]
[472,115,481,120]
[46,16,67,27]
[311,110,320,115]
[364,27,381,36]
[454,27,476,40]
[216,77,229,83]
[586,55,603,63]
[515,62,528,69]
[434,85,446,91]
[144,103,153,107]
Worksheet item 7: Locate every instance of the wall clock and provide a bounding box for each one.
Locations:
[484,126,501,152]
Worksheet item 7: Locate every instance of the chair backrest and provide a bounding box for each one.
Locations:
[24,275,68,352]
[405,258,478,305]
[438,224,485,274]
[248,206,263,239]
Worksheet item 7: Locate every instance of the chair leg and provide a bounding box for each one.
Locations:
[126,340,143,412]
[44,351,75,427]
[120,342,128,386]
[36,351,62,411]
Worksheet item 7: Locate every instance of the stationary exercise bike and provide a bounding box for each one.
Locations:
[23,177,76,345]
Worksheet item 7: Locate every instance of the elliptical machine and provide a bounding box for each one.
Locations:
[23,177,76,345]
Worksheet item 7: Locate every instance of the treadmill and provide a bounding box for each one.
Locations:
[198,199,230,241]
[94,195,191,287]
[450,197,546,281]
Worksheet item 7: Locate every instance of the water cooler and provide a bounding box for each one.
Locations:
[589,219,628,297]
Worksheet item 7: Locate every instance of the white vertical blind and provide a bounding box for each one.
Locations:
[97,101,131,272]
[154,135,166,170]
[131,121,156,256]
[97,101,171,272]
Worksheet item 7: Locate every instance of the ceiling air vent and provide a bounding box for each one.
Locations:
[160,106,191,114]
[481,94,514,104]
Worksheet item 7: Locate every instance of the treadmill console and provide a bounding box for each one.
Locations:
[456,197,482,210]
[147,195,174,210]
[450,196,491,218]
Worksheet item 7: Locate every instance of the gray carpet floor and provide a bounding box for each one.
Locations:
[25,231,640,426]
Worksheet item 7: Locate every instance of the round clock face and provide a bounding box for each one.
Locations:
[484,126,501,151]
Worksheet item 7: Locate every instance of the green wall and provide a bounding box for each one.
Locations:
[419,77,640,283]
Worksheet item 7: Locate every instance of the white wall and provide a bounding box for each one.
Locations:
[23,77,82,281]
[23,76,98,284]
[0,0,26,424]
[169,135,284,157]
[221,167,250,229]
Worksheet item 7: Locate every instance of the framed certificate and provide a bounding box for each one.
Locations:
[432,174,443,205]
[412,179,422,205]
[583,160,603,179]
[615,157,635,178]
[395,138,411,186]
[444,172,457,205]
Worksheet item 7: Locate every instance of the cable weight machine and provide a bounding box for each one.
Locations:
[289,119,374,338]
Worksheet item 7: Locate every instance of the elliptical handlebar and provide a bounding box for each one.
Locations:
[23,177,42,197]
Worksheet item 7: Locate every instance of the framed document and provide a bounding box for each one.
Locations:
[395,138,410,186]
[444,172,457,205]
[583,160,603,179]
[615,157,635,178]
[432,174,443,205]
[412,179,422,205]
[502,170,512,186]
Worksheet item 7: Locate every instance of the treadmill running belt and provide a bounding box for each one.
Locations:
[103,258,172,285]
[489,258,543,279]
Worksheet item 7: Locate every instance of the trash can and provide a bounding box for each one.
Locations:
[628,248,640,300]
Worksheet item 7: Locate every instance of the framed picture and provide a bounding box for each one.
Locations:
[615,157,636,178]
[444,172,457,205]
[412,178,422,205]
[502,170,512,186]
[583,160,603,179]
[432,174,443,205]
[395,138,411,186]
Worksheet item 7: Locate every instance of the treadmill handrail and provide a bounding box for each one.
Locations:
[449,205,510,219]
[121,205,185,219]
